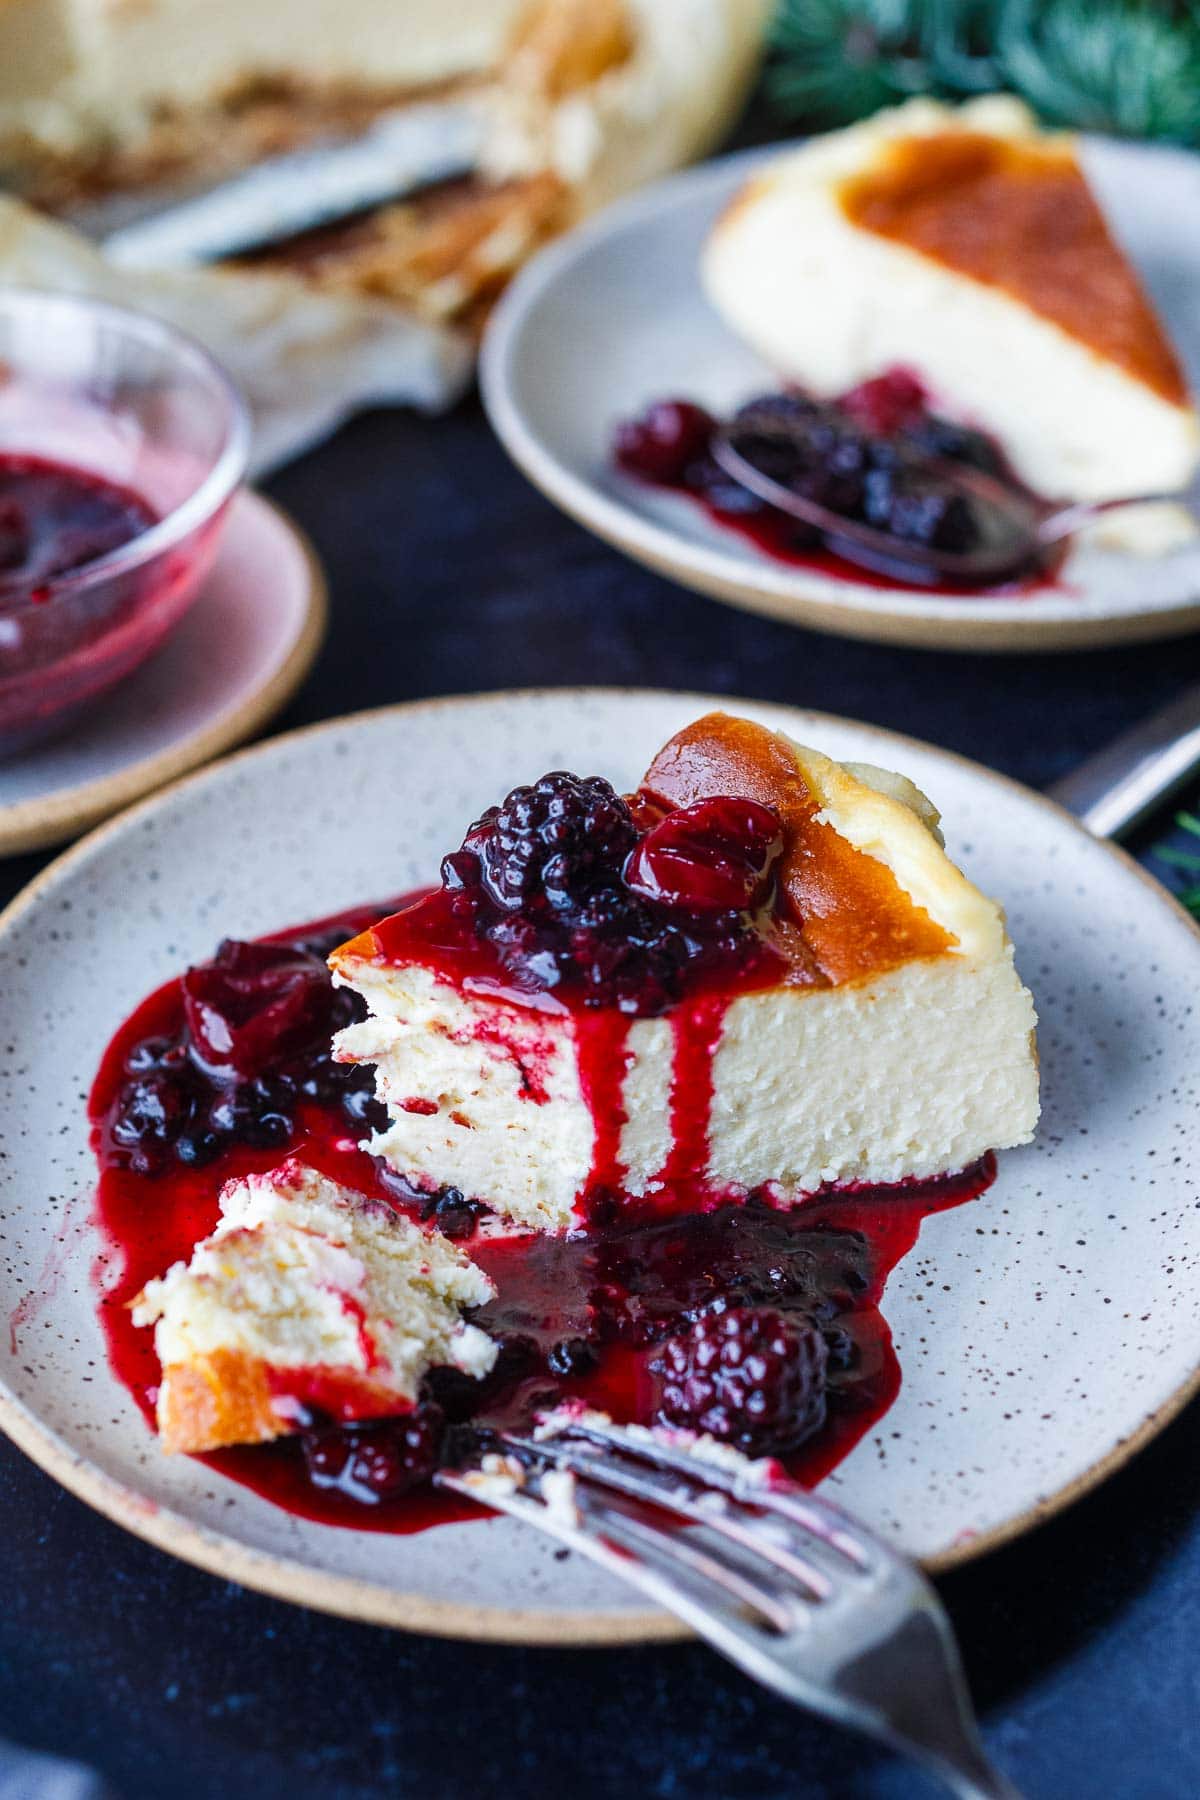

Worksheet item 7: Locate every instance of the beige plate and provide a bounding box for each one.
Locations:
[1,689,1199,1643]
[481,140,1200,652]
[0,492,327,857]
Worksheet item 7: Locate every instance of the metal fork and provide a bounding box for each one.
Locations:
[437,1412,1021,1799]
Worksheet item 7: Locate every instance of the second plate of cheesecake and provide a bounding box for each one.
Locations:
[1,689,1198,1638]
[482,99,1200,651]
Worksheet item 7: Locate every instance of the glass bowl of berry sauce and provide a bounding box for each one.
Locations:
[0,289,250,753]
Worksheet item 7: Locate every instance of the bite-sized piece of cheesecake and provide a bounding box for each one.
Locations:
[703,96,1199,553]
[330,713,1039,1234]
[132,1158,496,1453]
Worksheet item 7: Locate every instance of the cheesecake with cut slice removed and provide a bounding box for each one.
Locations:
[330,712,1039,1235]
[132,1158,497,1453]
[702,96,1199,553]
[0,0,767,346]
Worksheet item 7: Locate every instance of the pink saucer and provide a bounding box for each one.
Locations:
[0,490,326,855]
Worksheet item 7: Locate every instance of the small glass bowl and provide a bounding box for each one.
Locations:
[0,289,250,754]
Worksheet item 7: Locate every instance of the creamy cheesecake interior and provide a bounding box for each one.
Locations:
[331,713,1040,1233]
[133,1158,497,1453]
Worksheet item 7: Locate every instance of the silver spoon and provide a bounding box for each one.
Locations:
[712,418,1193,588]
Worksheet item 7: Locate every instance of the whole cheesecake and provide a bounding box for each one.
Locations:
[0,0,519,147]
[703,97,1200,553]
[330,713,1040,1234]
[0,0,768,340]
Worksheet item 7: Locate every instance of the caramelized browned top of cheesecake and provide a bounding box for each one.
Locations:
[340,713,955,1002]
[641,712,954,987]
[838,131,1188,407]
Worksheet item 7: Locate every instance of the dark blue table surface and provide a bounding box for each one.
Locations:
[3,385,1200,1800]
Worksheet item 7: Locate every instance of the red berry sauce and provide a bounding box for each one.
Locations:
[89,881,997,1533]
[612,372,1065,596]
[0,455,157,597]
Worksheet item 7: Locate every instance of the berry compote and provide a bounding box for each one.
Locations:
[426,772,786,1018]
[0,455,157,596]
[613,369,1061,594]
[87,779,999,1534]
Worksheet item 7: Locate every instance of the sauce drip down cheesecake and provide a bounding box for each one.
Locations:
[331,712,1039,1232]
[91,713,1038,1508]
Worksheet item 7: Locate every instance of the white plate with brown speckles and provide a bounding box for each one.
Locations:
[1,687,1198,1645]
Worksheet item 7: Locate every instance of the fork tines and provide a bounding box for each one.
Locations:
[435,1411,1018,1799]
[437,1410,871,1632]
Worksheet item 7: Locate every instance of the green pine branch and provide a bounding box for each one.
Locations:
[1155,807,1200,918]
[767,0,1200,145]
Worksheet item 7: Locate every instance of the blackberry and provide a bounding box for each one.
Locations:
[732,391,823,429]
[338,1074,389,1135]
[654,1306,828,1456]
[683,454,771,518]
[565,880,692,1013]
[468,771,638,912]
[864,471,977,552]
[488,909,573,994]
[725,402,877,522]
[902,413,1007,478]
[422,1332,541,1424]
[443,773,781,1017]
[439,848,485,922]
[301,1402,445,1503]
[174,1123,227,1168]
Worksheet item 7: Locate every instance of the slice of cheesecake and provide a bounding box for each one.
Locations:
[330,713,1039,1235]
[703,96,1199,552]
[132,1158,497,1452]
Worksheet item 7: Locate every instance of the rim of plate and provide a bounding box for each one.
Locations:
[480,147,1200,654]
[0,494,328,857]
[1,686,1199,1645]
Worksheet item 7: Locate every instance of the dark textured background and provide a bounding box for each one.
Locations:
[2,393,1200,1800]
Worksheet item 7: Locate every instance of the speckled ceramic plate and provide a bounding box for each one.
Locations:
[1,688,1199,1644]
[481,139,1200,653]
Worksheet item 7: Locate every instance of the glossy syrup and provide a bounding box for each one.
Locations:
[651,480,1068,598]
[0,453,157,596]
[89,895,997,1534]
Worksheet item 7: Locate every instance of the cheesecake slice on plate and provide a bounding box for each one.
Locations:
[702,97,1200,552]
[331,712,1039,1234]
[133,1158,497,1452]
